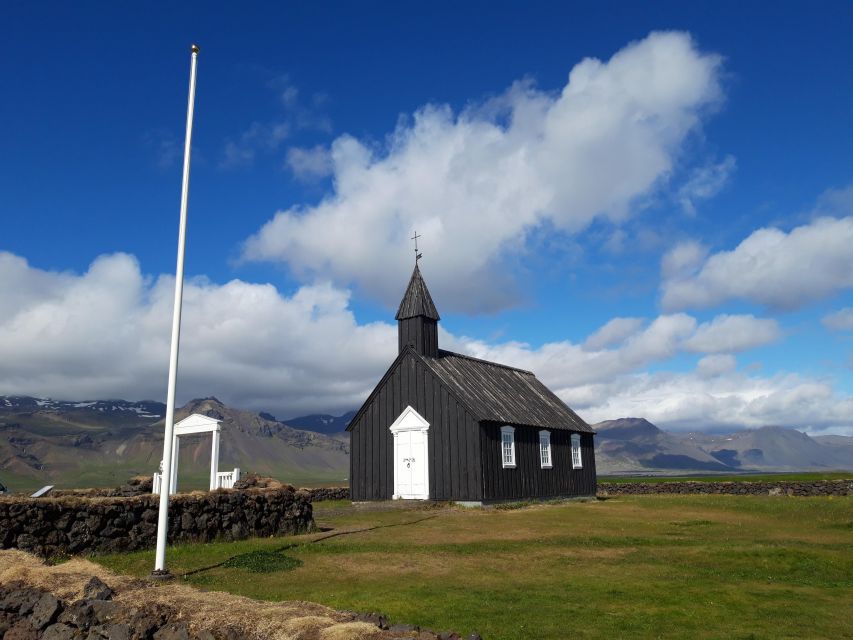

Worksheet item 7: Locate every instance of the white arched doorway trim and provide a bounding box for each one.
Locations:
[389,405,430,500]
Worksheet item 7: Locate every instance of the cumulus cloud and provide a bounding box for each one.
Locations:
[4,250,848,433]
[661,214,853,311]
[823,307,853,331]
[583,317,644,350]
[683,314,781,353]
[0,252,394,416]
[450,319,849,434]
[450,312,780,393]
[286,145,333,182]
[661,239,708,280]
[243,31,723,312]
[695,354,737,378]
[569,371,853,434]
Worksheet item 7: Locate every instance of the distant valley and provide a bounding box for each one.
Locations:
[1,395,851,493]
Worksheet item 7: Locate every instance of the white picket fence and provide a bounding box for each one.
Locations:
[152,471,163,495]
[216,467,241,489]
[152,467,241,494]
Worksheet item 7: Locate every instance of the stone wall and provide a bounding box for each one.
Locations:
[0,487,314,558]
[51,476,154,499]
[232,476,350,502]
[598,479,853,497]
[302,487,350,502]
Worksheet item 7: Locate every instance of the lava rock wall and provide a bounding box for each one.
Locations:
[598,479,853,496]
[0,488,314,558]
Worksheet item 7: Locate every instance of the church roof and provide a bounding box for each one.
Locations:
[395,264,440,321]
[347,345,593,433]
[421,350,594,432]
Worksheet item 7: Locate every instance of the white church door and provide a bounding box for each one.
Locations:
[389,406,430,500]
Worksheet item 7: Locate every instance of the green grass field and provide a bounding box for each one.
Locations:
[598,471,853,483]
[95,494,853,639]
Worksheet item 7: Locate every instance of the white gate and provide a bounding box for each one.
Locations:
[152,413,223,494]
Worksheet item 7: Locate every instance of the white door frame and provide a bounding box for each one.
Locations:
[389,405,430,500]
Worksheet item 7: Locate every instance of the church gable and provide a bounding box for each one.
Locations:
[348,346,482,501]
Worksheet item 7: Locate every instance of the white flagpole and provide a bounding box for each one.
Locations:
[153,44,200,577]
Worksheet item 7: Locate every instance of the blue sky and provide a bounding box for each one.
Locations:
[2,2,852,432]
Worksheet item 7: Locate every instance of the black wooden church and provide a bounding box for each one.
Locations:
[347,262,597,503]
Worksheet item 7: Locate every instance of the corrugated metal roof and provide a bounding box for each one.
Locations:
[421,350,594,432]
[395,264,440,321]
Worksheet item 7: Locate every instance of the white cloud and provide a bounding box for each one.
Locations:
[448,313,696,390]
[3,251,847,433]
[243,31,723,312]
[677,155,736,216]
[823,307,853,331]
[286,145,333,182]
[695,354,737,378]
[662,212,853,311]
[571,371,853,434]
[683,314,781,353]
[450,312,780,392]
[661,239,709,279]
[0,252,394,416]
[450,319,851,434]
[583,317,644,350]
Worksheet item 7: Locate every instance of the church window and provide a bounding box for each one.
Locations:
[571,433,583,469]
[501,426,516,468]
[539,430,552,468]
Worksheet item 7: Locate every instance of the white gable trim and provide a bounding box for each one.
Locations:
[389,405,430,434]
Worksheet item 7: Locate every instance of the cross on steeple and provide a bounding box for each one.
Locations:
[411,231,423,263]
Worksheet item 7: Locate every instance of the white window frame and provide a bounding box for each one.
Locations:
[539,430,552,469]
[571,433,583,469]
[501,426,516,468]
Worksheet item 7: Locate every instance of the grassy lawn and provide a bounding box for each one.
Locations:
[95,495,853,640]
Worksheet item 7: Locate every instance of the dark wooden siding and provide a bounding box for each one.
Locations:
[480,424,597,501]
[349,351,482,501]
[398,317,438,357]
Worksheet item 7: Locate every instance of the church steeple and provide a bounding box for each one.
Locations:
[396,263,440,357]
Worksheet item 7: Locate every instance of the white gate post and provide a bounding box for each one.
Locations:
[209,428,220,490]
[169,435,180,495]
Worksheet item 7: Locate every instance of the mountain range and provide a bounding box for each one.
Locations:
[1,396,851,493]
[0,396,350,493]
[279,411,356,435]
[592,417,853,474]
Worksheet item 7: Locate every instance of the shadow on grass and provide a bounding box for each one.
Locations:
[182,514,439,579]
